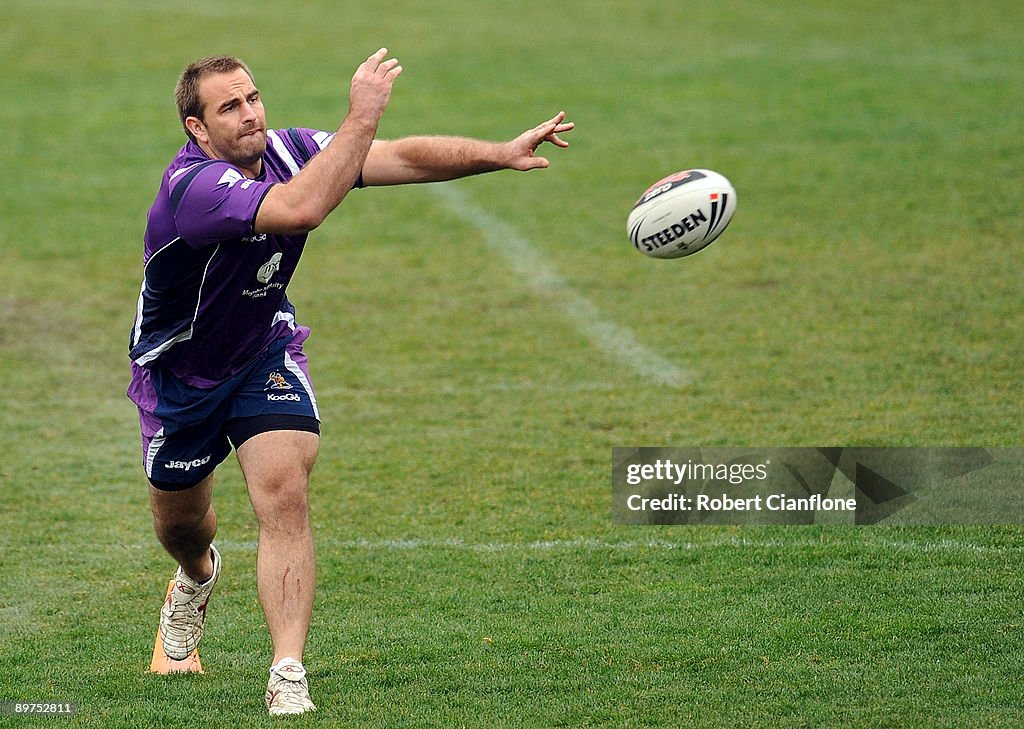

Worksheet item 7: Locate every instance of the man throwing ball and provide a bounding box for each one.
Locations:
[127,48,572,716]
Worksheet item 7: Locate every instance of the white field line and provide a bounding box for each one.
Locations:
[205,535,1021,555]
[9,532,1015,558]
[214,536,783,553]
[431,183,691,388]
[7,536,1018,561]
[0,537,1008,641]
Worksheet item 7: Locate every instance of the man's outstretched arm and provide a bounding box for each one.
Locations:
[360,111,574,186]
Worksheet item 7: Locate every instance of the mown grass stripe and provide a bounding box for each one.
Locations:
[432,183,692,388]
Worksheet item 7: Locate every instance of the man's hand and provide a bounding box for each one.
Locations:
[348,47,403,126]
[502,111,575,171]
[255,47,403,234]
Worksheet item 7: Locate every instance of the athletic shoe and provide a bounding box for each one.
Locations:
[159,544,222,661]
[266,658,316,716]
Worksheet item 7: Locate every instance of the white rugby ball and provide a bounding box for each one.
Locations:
[627,169,737,259]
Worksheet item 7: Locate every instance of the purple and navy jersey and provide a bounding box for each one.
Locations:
[129,127,348,388]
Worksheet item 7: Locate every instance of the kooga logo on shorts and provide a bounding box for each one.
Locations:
[267,393,301,402]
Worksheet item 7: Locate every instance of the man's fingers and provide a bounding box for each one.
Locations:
[532,113,561,136]
[535,114,573,146]
[361,48,401,78]
[358,48,388,73]
[377,57,401,76]
[354,48,402,91]
[546,132,570,148]
[545,121,574,147]
[547,110,566,127]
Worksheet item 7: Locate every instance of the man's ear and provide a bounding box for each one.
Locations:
[185,116,207,143]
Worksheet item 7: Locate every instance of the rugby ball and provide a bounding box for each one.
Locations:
[627,169,737,259]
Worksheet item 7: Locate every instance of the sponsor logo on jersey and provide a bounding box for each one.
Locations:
[257,252,283,284]
[242,282,284,299]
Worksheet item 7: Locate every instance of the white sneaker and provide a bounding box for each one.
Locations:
[159,545,221,661]
[266,658,316,716]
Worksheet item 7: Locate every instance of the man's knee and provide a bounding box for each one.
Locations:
[153,508,212,542]
[252,471,311,530]
[150,476,215,541]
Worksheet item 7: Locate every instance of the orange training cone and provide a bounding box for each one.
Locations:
[149,579,204,674]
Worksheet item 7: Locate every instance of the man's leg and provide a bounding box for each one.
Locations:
[235,429,319,664]
[150,473,222,660]
[149,474,217,582]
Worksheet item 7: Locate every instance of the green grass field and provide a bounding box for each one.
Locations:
[1,1,1022,726]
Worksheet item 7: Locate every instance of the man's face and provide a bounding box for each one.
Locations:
[188,68,267,174]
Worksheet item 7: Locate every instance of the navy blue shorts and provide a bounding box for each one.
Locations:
[129,328,320,491]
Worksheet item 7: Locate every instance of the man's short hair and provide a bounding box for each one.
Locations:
[175,56,254,142]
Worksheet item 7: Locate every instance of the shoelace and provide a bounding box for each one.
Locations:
[162,588,207,643]
[268,673,312,710]
[165,601,202,625]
